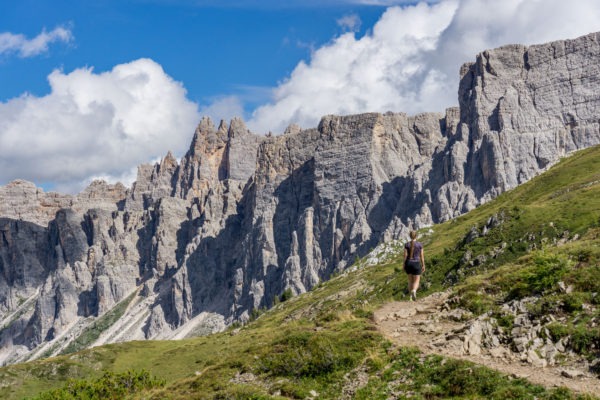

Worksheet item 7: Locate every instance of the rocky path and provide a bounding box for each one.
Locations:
[374,292,600,396]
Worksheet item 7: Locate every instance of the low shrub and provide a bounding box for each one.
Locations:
[546,322,570,341]
[259,332,347,377]
[279,288,294,302]
[29,369,165,400]
[562,293,585,312]
[525,253,570,294]
[570,326,600,355]
[495,313,514,331]
[460,292,495,315]
[258,327,374,379]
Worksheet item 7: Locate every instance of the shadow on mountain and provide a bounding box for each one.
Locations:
[273,159,316,271]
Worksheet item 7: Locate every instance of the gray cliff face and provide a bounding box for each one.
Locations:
[0,180,127,226]
[233,112,449,311]
[2,32,600,365]
[456,33,600,198]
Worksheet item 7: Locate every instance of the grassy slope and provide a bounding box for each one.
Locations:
[2,146,600,399]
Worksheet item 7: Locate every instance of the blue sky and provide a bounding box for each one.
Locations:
[1,0,600,193]
[0,0,387,107]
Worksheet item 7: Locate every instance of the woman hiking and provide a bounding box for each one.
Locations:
[404,230,425,301]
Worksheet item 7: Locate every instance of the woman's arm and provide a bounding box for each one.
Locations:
[420,248,425,272]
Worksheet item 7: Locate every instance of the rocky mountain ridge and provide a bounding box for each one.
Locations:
[2,31,600,365]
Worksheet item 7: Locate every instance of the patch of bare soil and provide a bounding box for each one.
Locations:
[374,292,600,397]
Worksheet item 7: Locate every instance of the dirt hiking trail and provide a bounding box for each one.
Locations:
[374,292,600,396]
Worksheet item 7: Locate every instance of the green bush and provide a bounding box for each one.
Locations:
[249,307,265,321]
[460,292,495,315]
[507,281,531,300]
[423,358,502,397]
[547,322,600,357]
[489,385,535,399]
[496,313,514,331]
[506,253,570,300]
[258,330,366,378]
[29,369,165,400]
[260,334,339,377]
[571,326,600,355]
[527,253,570,294]
[527,295,562,319]
[570,264,600,293]
[547,322,570,341]
[562,293,585,312]
[279,288,293,302]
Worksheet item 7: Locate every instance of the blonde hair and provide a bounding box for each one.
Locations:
[409,231,417,259]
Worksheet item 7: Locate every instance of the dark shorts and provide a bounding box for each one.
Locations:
[404,259,422,275]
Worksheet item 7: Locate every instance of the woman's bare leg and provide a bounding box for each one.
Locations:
[406,275,421,300]
[413,275,421,292]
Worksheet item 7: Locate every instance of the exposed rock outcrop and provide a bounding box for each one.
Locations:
[2,31,600,365]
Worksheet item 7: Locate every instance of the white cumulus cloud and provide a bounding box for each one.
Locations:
[0,26,73,58]
[351,0,439,4]
[199,95,245,127]
[245,0,600,134]
[337,13,362,32]
[0,58,200,192]
[4,0,600,193]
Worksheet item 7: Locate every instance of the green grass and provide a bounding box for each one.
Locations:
[1,145,600,399]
